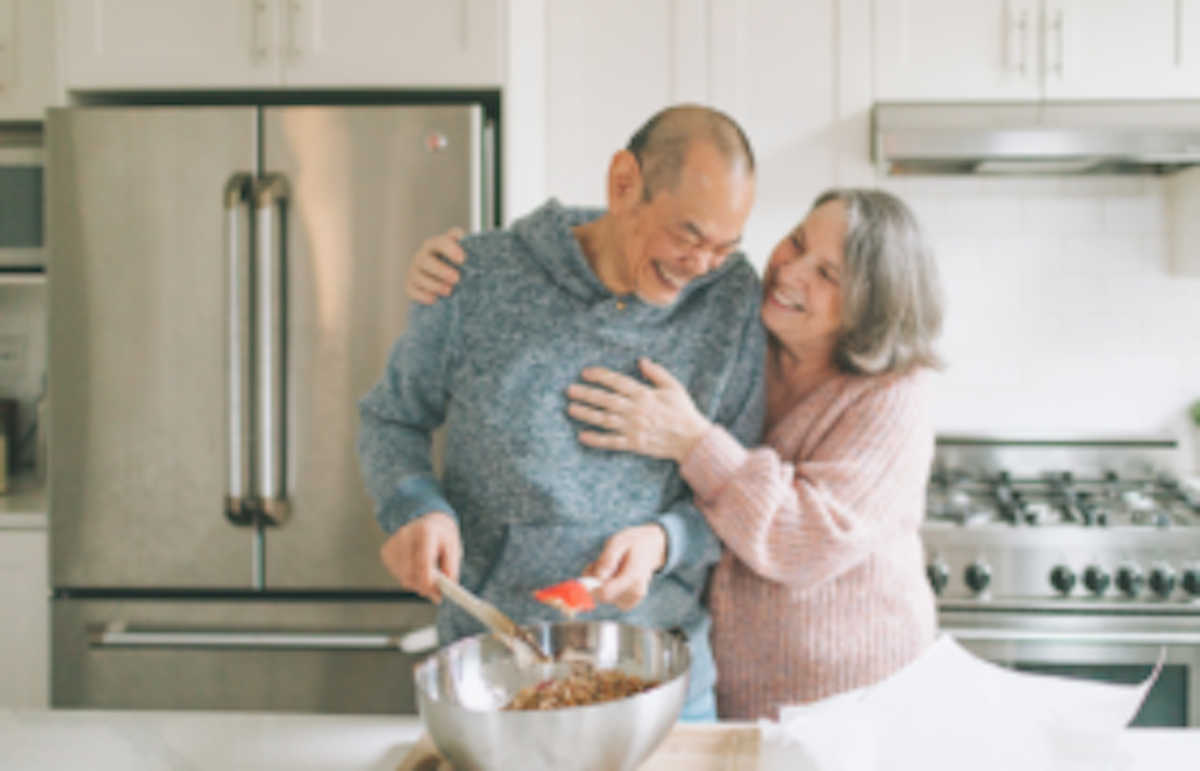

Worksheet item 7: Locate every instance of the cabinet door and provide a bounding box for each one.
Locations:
[64,0,281,89]
[708,0,842,272]
[546,0,710,206]
[874,0,1040,101]
[0,530,47,708]
[0,0,60,120]
[1042,0,1200,99]
[282,0,503,87]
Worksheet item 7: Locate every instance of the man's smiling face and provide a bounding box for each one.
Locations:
[615,141,755,306]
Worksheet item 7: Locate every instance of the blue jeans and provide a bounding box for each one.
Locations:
[678,688,718,723]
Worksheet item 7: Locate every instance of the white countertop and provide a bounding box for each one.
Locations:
[1,710,423,771]
[2,709,1199,770]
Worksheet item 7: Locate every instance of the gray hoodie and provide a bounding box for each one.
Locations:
[358,199,765,703]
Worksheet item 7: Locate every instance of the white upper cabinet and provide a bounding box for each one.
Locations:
[1041,0,1200,100]
[283,0,503,88]
[64,0,504,90]
[0,0,61,120]
[545,0,710,206]
[65,0,282,89]
[874,0,1041,101]
[874,0,1200,101]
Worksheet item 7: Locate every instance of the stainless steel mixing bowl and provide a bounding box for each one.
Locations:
[413,621,691,771]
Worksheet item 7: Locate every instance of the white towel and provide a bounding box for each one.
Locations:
[758,634,1161,771]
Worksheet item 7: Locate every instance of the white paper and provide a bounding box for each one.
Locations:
[759,634,1162,771]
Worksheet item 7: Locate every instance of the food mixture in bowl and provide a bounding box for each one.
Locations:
[505,670,659,711]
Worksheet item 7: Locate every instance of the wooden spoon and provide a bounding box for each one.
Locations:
[432,569,551,665]
[395,733,450,771]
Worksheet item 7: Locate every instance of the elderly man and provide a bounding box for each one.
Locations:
[357,105,764,721]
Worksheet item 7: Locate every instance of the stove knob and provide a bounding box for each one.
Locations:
[1050,565,1076,596]
[1183,568,1200,597]
[1116,565,1145,598]
[964,560,991,594]
[1149,565,1177,598]
[1083,565,1111,596]
[927,560,950,595]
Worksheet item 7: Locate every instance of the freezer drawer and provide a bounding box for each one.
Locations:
[54,597,435,714]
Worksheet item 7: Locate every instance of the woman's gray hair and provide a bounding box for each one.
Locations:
[812,188,944,375]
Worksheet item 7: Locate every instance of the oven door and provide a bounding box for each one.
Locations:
[940,606,1200,727]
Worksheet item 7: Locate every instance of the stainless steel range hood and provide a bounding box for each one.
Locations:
[874,102,1200,176]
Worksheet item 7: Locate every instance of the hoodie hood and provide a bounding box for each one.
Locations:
[510,198,748,309]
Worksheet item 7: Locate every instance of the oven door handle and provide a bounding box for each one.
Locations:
[945,627,1200,646]
[89,623,438,653]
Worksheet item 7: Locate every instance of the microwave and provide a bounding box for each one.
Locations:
[0,130,43,269]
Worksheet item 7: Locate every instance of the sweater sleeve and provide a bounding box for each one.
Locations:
[356,293,461,535]
[678,372,932,590]
[655,300,767,575]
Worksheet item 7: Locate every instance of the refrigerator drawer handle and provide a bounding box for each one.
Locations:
[90,623,438,653]
[254,174,291,527]
[224,173,256,528]
[945,627,1200,646]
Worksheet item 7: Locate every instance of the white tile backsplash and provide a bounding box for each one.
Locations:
[912,178,1200,466]
[1061,234,1145,274]
[1022,196,1102,234]
[1101,196,1166,234]
[1060,176,1147,196]
[940,197,1022,235]
[982,235,1061,274]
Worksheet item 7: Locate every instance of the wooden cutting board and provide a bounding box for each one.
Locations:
[642,724,760,770]
[397,723,760,771]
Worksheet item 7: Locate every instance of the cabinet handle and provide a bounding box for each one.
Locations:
[288,0,303,65]
[252,0,270,65]
[1015,7,1031,78]
[1051,7,1066,78]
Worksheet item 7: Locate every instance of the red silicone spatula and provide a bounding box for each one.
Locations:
[533,576,602,618]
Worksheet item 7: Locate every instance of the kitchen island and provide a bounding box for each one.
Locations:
[1,709,1198,770]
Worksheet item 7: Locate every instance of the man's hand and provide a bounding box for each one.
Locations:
[380,512,462,601]
[584,524,668,611]
[406,228,466,304]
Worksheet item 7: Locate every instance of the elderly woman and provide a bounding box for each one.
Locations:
[407,189,945,720]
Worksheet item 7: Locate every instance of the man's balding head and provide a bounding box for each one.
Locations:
[580,104,756,307]
[626,105,756,201]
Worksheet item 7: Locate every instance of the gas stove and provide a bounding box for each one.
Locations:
[924,438,1200,727]
[921,438,1200,607]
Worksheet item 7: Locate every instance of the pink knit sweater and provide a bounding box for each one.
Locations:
[680,368,938,720]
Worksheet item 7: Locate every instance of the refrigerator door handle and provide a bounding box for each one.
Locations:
[254,174,291,527]
[89,621,438,653]
[224,173,256,527]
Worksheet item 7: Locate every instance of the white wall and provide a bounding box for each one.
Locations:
[876,175,1200,463]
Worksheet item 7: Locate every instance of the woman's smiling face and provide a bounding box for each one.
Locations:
[761,200,848,363]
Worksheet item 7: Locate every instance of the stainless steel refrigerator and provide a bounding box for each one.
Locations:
[46,103,495,713]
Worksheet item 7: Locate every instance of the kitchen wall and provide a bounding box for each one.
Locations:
[871,174,1200,468]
